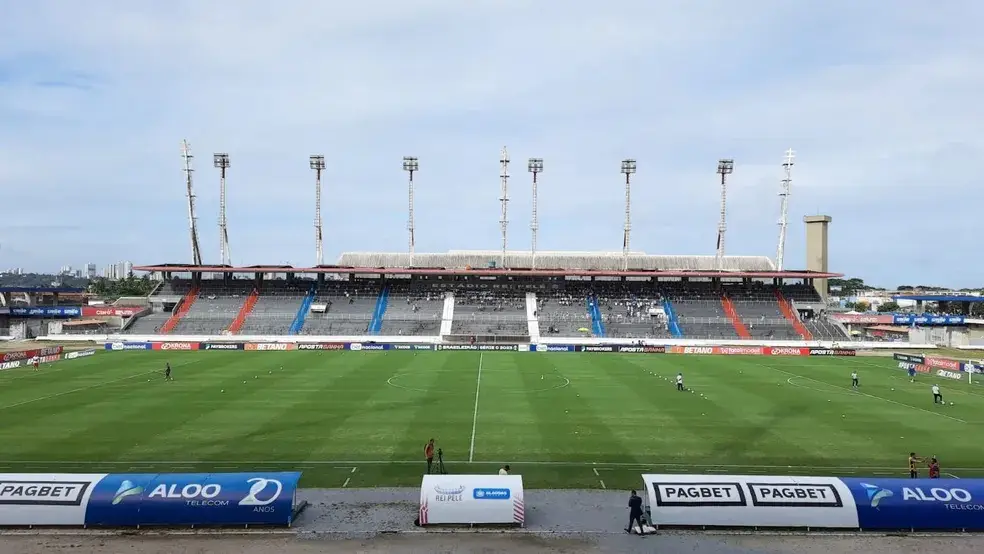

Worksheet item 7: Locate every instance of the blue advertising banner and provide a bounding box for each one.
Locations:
[842,477,984,530]
[105,342,153,351]
[893,353,925,364]
[84,472,301,527]
[533,344,575,352]
[348,342,388,351]
[201,343,244,351]
[9,306,81,317]
[893,314,965,326]
[389,344,435,351]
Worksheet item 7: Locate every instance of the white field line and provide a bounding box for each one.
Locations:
[468,353,484,462]
[945,472,961,479]
[593,467,612,489]
[754,361,968,424]
[0,369,161,411]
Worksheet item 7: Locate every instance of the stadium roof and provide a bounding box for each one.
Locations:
[0,286,85,293]
[133,264,839,279]
[893,294,984,302]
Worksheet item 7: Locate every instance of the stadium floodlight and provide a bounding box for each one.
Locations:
[775,149,794,271]
[213,153,231,267]
[310,155,326,266]
[715,159,735,269]
[620,159,636,271]
[403,156,419,267]
[181,140,202,266]
[528,158,543,270]
[499,147,510,269]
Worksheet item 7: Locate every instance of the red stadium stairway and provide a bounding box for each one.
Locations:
[721,294,751,338]
[160,286,199,334]
[227,289,260,334]
[775,289,812,340]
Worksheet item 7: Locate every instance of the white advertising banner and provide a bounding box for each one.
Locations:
[0,473,106,526]
[419,474,524,525]
[642,474,859,529]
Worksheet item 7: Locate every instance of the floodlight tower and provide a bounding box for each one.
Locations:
[181,140,203,266]
[620,159,637,271]
[402,156,419,267]
[775,149,795,271]
[214,153,231,266]
[715,158,734,269]
[527,158,543,270]
[310,155,326,266]
[499,146,510,268]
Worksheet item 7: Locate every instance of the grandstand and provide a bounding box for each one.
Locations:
[121,251,849,341]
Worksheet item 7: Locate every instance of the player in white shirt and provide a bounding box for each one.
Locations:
[851,371,859,390]
[932,384,943,404]
[498,465,510,475]
[676,373,684,391]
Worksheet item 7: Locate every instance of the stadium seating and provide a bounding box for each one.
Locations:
[299,281,381,336]
[378,282,444,336]
[237,281,308,335]
[536,287,593,336]
[124,312,171,334]
[663,284,740,339]
[593,282,671,339]
[169,281,254,335]
[727,285,801,340]
[450,287,528,336]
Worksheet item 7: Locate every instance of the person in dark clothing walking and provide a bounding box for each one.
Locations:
[626,490,644,534]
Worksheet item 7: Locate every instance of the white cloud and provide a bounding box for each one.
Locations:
[1,0,982,286]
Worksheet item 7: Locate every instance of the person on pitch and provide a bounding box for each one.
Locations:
[33,357,40,371]
[932,383,943,404]
[908,452,924,479]
[676,372,684,391]
[164,362,172,381]
[929,457,941,479]
[851,370,859,390]
[498,464,510,475]
[424,439,436,474]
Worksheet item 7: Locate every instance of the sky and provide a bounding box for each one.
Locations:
[0,1,982,288]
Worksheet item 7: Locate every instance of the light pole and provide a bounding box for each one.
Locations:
[775,149,794,271]
[213,153,231,266]
[499,147,510,268]
[402,156,419,267]
[527,158,543,270]
[310,155,326,266]
[620,159,637,271]
[716,159,734,269]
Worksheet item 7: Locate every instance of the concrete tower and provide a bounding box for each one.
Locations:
[804,215,832,300]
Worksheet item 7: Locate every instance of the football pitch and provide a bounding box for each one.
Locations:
[1,350,982,490]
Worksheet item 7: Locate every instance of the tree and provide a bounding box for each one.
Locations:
[854,300,871,312]
[877,301,900,313]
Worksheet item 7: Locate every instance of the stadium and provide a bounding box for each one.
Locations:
[1,146,983,550]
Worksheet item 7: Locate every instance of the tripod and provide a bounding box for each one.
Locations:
[436,448,448,475]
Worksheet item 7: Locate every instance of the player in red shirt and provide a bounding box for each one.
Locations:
[32,358,40,371]
[929,457,941,479]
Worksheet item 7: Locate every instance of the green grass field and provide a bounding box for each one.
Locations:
[1,350,982,490]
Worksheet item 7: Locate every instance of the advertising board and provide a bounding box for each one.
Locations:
[151,342,200,351]
[894,353,925,364]
[898,361,931,374]
[0,472,301,527]
[244,343,296,351]
[296,343,345,351]
[436,344,518,351]
[893,314,965,326]
[202,343,245,351]
[924,357,961,371]
[832,314,893,324]
[642,474,859,529]
[767,347,809,356]
[419,474,524,526]
[577,345,614,352]
[841,477,984,530]
[8,306,82,317]
[81,307,145,317]
[533,344,574,352]
[105,342,152,351]
[1,346,64,364]
[65,349,97,360]
[348,343,387,351]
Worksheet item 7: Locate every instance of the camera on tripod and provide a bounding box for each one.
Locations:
[436,448,447,474]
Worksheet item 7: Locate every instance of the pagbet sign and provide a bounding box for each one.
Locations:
[642,474,859,529]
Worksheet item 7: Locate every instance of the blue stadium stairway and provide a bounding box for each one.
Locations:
[587,294,606,337]
[368,286,390,335]
[662,299,684,337]
[288,284,317,335]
